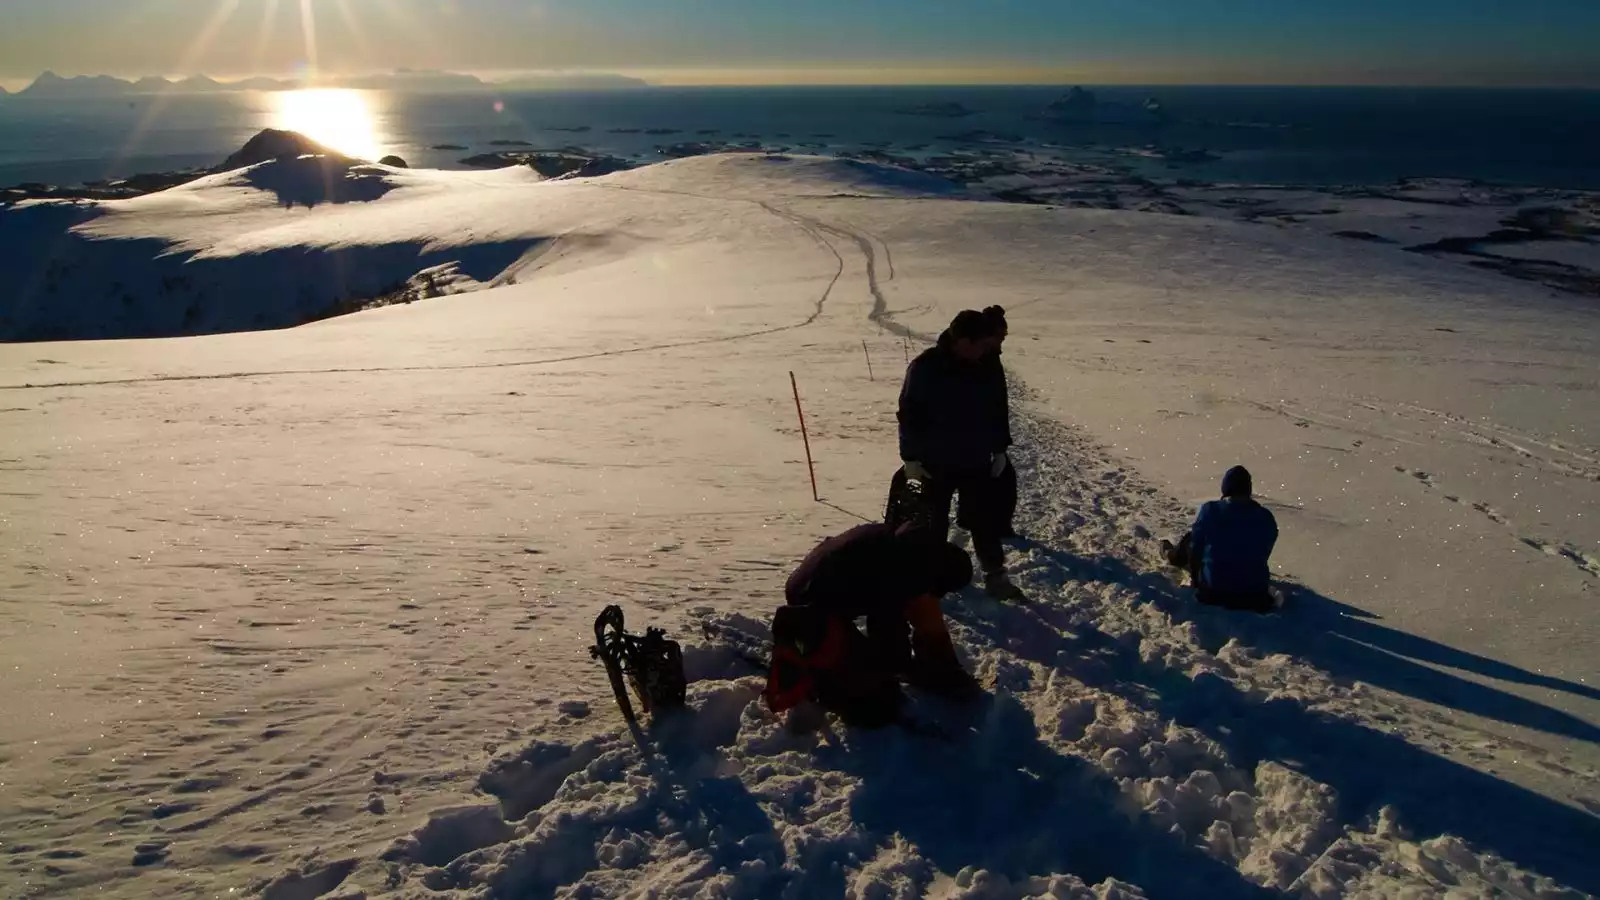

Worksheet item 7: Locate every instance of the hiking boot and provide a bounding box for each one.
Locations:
[983,570,1027,602]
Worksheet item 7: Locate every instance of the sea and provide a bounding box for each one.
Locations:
[2,85,1598,191]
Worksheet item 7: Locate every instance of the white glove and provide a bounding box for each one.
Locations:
[990,451,1009,478]
[903,460,932,482]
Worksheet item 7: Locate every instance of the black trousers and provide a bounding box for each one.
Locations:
[925,470,1011,575]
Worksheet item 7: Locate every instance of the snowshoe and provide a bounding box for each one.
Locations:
[885,466,945,536]
[590,605,687,724]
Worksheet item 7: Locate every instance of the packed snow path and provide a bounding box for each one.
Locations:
[1,154,1596,898]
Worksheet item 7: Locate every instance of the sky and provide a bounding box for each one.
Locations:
[0,0,1596,89]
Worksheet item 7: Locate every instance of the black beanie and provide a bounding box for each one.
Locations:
[948,309,991,341]
[982,305,1008,334]
[1221,465,1253,498]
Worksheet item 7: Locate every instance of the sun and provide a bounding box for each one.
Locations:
[271,89,386,160]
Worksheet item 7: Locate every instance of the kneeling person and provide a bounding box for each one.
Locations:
[1163,466,1279,612]
[766,524,977,727]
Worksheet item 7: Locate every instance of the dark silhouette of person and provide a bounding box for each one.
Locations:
[766,524,978,726]
[1163,466,1279,611]
[897,309,1022,600]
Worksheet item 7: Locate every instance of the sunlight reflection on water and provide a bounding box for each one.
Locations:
[270,89,388,159]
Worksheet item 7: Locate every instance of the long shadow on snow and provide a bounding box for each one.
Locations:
[9,235,544,341]
[954,554,1600,895]
[1017,540,1600,745]
[832,693,1277,899]
[238,155,399,209]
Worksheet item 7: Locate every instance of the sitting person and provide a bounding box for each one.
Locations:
[1162,466,1279,612]
[765,523,979,727]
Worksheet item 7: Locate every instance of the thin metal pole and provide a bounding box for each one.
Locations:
[790,371,819,502]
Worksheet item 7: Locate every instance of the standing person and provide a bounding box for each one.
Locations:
[897,309,1024,601]
[1162,466,1280,611]
[764,523,979,727]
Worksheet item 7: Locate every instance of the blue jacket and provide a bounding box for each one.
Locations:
[1190,498,1278,599]
[897,338,1012,478]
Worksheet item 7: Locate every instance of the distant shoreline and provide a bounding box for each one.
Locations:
[3,85,1598,192]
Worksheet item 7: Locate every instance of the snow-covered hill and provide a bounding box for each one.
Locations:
[0,153,967,342]
[0,153,1595,899]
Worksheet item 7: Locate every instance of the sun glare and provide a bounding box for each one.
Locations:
[271,89,386,160]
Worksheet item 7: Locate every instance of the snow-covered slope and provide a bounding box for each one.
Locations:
[1,154,1595,899]
[1,159,555,340]
[0,153,968,342]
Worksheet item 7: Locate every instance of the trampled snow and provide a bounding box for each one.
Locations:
[1,152,1595,899]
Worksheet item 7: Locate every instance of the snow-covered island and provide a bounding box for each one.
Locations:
[896,101,979,118]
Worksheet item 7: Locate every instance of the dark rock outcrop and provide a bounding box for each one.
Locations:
[378,155,409,169]
[1334,230,1397,244]
[3,129,366,206]
[656,142,733,159]
[223,129,349,171]
[0,170,207,206]
[461,151,632,178]
[1507,206,1597,237]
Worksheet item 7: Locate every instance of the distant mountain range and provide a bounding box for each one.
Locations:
[6,69,648,98]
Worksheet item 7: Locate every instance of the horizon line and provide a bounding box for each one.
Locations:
[4,68,1599,93]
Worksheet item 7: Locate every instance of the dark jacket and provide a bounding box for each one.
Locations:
[1190,498,1278,601]
[898,335,1012,478]
[785,524,936,619]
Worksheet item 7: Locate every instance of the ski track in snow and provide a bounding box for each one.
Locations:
[1393,462,1600,582]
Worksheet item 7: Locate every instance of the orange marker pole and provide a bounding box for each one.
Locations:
[790,371,819,502]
